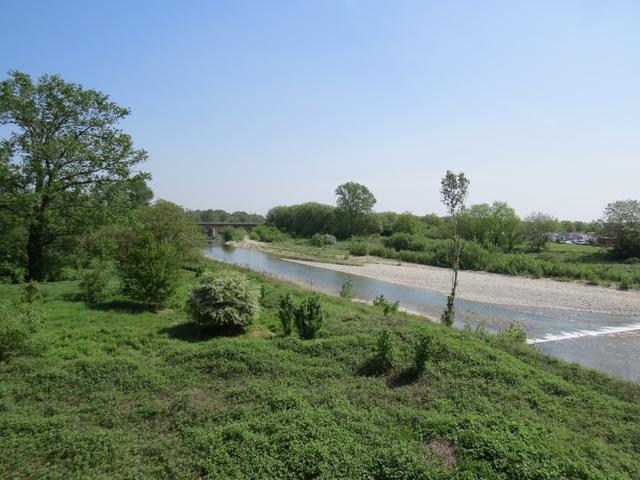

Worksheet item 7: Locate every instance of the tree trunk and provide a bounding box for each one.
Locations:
[26,223,45,281]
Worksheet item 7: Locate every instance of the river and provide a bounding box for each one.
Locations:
[205,243,640,382]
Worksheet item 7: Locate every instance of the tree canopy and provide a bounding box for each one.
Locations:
[602,200,640,258]
[0,71,149,280]
[335,181,376,237]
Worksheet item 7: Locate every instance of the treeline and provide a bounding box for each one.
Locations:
[186,209,265,224]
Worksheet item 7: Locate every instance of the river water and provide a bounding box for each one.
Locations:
[205,244,640,382]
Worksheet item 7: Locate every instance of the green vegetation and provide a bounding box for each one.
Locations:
[2,265,640,478]
[439,170,470,326]
[293,293,324,339]
[220,226,247,242]
[187,208,264,224]
[186,272,260,331]
[250,224,286,242]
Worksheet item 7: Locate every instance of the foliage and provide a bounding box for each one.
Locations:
[383,232,428,252]
[335,182,377,237]
[135,200,203,262]
[349,240,369,256]
[118,234,180,308]
[524,212,558,251]
[414,332,441,373]
[440,170,470,326]
[266,202,336,237]
[186,272,259,330]
[294,293,324,339]
[459,201,522,251]
[372,329,394,372]
[1,270,640,478]
[20,280,41,303]
[250,224,286,242]
[0,70,149,280]
[187,208,264,224]
[79,261,119,304]
[602,200,640,259]
[0,302,43,361]
[339,280,354,299]
[497,323,527,343]
[392,212,423,235]
[373,294,399,315]
[310,232,336,247]
[277,293,295,336]
[219,226,246,242]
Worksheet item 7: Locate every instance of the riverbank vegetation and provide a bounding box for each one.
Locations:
[256,182,640,289]
[2,261,640,478]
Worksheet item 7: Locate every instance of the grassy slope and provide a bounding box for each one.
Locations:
[1,262,640,479]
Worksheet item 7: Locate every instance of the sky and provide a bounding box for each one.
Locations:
[2,0,639,220]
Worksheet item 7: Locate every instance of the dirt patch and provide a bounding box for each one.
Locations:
[425,439,457,467]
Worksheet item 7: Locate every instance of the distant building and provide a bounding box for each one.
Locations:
[547,232,597,245]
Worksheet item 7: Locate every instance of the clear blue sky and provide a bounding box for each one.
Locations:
[2,1,639,220]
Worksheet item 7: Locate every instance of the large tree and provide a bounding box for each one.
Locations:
[335,181,376,238]
[0,71,148,280]
[602,200,640,258]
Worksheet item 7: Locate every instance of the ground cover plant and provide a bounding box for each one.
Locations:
[1,260,640,479]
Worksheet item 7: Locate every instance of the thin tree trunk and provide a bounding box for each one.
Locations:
[26,223,44,281]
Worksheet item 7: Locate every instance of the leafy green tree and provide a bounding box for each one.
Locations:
[524,212,558,251]
[392,212,422,235]
[458,201,521,251]
[439,170,470,327]
[133,200,203,263]
[118,234,180,308]
[602,200,640,258]
[335,182,376,237]
[0,71,148,280]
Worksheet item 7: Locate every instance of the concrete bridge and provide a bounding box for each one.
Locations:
[198,222,260,240]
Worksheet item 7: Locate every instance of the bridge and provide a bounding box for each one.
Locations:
[198,222,261,240]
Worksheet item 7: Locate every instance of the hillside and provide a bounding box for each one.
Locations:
[1,261,639,479]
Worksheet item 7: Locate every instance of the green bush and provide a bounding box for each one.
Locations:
[414,332,433,373]
[310,233,337,247]
[220,227,246,242]
[349,241,369,256]
[277,294,295,336]
[373,329,394,372]
[118,234,181,308]
[373,294,399,315]
[186,272,260,330]
[80,261,119,304]
[497,323,527,343]
[20,280,42,303]
[0,303,44,362]
[339,280,354,299]
[250,225,286,242]
[294,293,324,339]
[383,233,428,252]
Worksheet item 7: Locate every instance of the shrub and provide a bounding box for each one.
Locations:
[373,295,399,315]
[220,227,246,242]
[21,280,42,304]
[80,261,119,304]
[414,333,433,373]
[186,272,260,330]
[118,234,181,308]
[339,280,354,299]
[294,293,324,339]
[0,303,44,362]
[373,329,394,372]
[383,233,428,252]
[277,294,295,336]
[497,323,527,343]
[310,233,336,247]
[194,263,207,277]
[618,275,631,290]
[349,241,369,256]
[250,225,286,242]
